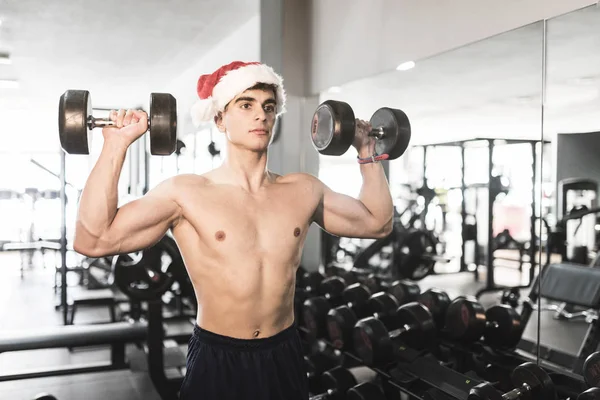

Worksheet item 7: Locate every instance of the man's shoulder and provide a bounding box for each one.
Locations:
[277,172,320,185]
[153,174,211,194]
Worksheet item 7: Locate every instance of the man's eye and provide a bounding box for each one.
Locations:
[242,103,251,109]
[265,105,275,112]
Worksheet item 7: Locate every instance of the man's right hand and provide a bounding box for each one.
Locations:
[102,109,148,148]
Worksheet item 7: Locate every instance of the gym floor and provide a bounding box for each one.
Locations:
[0,251,590,399]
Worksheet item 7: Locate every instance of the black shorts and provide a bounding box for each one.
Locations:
[179,322,309,400]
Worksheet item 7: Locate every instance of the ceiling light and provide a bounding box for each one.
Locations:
[396,61,416,71]
[0,79,19,89]
[327,86,342,93]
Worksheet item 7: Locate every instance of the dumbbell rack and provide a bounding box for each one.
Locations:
[299,324,589,400]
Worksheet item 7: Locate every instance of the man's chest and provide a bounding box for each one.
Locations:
[178,185,317,252]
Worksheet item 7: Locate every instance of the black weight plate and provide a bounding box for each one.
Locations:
[511,362,557,400]
[342,283,371,307]
[417,288,451,330]
[395,230,437,281]
[319,276,347,298]
[484,304,522,349]
[302,296,331,338]
[388,280,421,305]
[112,239,176,301]
[395,302,436,350]
[584,352,600,387]
[58,90,91,154]
[369,107,411,160]
[445,297,486,342]
[322,366,358,393]
[367,292,400,328]
[310,100,355,156]
[149,93,177,155]
[347,382,387,400]
[353,317,394,367]
[327,305,358,350]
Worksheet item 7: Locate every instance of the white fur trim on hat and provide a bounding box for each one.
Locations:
[190,97,217,127]
[190,64,287,127]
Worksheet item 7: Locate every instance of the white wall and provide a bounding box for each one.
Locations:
[165,14,261,138]
[309,0,596,93]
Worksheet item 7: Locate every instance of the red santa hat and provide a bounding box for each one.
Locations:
[190,61,287,127]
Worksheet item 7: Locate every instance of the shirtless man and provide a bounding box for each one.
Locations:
[73,61,394,400]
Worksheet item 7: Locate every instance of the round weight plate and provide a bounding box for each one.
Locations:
[342,283,371,307]
[584,352,600,387]
[112,238,176,301]
[310,100,355,156]
[388,280,421,305]
[347,382,387,400]
[445,297,486,342]
[484,305,522,349]
[149,93,177,155]
[417,288,451,330]
[353,317,393,366]
[58,90,92,155]
[319,276,347,297]
[395,230,437,281]
[322,366,358,393]
[302,296,331,338]
[369,107,411,160]
[511,362,557,400]
[367,292,399,320]
[327,306,358,350]
[395,302,436,350]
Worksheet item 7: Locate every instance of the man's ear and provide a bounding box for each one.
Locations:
[214,111,225,132]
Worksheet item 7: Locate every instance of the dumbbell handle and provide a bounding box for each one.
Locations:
[88,116,151,130]
[368,127,385,139]
[502,383,531,399]
[389,323,417,339]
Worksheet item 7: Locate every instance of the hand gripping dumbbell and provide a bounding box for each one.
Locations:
[353,302,437,367]
[417,288,452,330]
[310,100,411,161]
[467,362,558,400]
[326,283,400,351]
[578,352,600,399]
[303,276,350,338]
[326,280,420,351]
[444,297,523,348]
[58,90,177,155]
[309,366,386,400]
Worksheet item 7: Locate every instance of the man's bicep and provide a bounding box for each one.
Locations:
[102,181,182,254]
[313,182,376,238]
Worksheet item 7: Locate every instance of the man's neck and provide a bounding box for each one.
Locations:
[221,146,272,193]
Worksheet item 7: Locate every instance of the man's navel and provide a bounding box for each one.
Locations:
[215,230,226,241]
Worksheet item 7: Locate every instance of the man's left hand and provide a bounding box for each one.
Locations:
[352,118,376,157]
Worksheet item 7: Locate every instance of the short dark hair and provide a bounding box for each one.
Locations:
[223,82,278,111]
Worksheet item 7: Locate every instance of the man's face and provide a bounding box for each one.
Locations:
[215,88,277,151]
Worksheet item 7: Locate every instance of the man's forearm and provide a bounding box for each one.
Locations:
[76,141,128,243]
[357,152,394,232]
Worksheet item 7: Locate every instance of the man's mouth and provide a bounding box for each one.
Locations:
[250,129,268,135]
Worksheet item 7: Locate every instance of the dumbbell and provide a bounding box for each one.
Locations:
[417,288,452,330]
[297,267,326,293]
[579,352,600,399]
[444,297,523,348]
[310,366,386,400]
[353,302,437,366]
[32,395,58,400]
[327,284,400,351]
[467,362,557,400]
[58,89,177,155]
[305,350,343,395]
[310,100,411,160]
[326,280,420,351]
[303,276,350,338]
